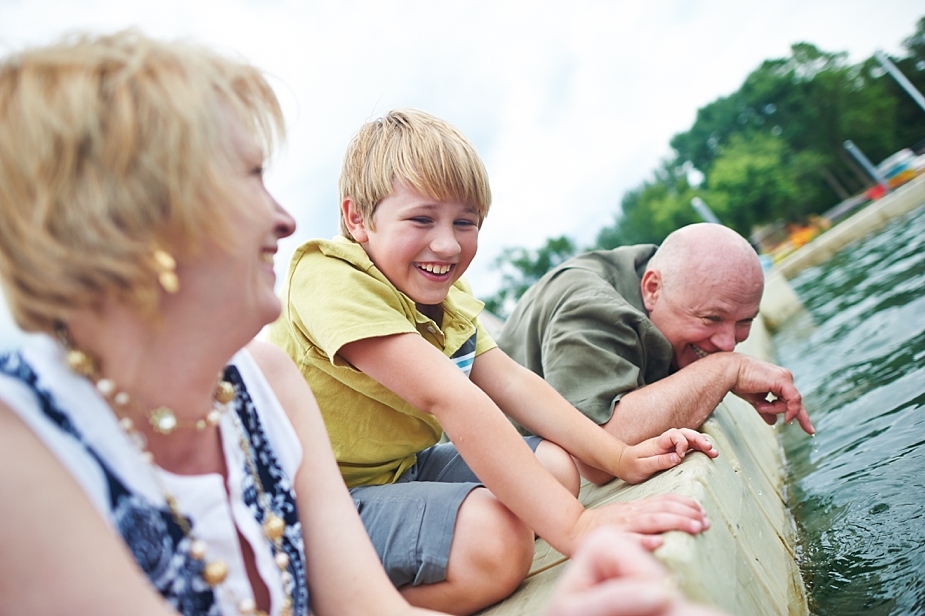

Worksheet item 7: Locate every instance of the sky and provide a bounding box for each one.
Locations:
[1,0,923,348]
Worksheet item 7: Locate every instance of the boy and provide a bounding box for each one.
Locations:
[268,108,716,615]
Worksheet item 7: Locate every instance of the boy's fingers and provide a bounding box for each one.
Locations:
[598,495,710,536]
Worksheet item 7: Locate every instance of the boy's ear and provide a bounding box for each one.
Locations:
[342,197,370,243]
[640,269,661,312]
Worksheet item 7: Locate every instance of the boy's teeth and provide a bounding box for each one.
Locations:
[420,263,451,275]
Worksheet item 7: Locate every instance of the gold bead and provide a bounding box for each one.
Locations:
[262,513,286,540]
[202,559,228,586]
[65,349,93,376]
[214,380,236,404]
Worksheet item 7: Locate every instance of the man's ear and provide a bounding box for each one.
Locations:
[640,269,661,312]
[341,197,370,243]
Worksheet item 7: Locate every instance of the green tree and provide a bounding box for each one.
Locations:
[482,235,577,318]
[485,16,925,309]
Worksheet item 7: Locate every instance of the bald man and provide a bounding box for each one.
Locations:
[497,223,814,484]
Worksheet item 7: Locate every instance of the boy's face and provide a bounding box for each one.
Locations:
[345,182,480,308]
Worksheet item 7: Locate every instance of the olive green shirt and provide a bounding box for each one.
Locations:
[497,245,673,427]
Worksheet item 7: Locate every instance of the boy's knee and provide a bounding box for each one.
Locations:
[451,489,534,595]
[535,440,581,496]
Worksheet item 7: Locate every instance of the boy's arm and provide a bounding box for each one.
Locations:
[338,333,708,557]
[471,348,716,484]
[472,347,630,476]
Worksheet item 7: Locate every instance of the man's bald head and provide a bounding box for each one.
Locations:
[642,223,765,369]
[646,223,764,296]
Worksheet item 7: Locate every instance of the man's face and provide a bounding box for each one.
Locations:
[642,268,763,370]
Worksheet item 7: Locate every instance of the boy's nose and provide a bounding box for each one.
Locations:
[429,225,461,256]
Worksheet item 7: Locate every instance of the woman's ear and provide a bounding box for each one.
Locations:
[640,269,661,312]
[341,197,370,243]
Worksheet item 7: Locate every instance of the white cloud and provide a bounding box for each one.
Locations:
[0,0,921,347]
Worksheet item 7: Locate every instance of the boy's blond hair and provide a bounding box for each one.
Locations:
[338,108,491,240]
[0,30,284,333]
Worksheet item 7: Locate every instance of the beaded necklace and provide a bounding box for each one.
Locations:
[61,335,294,616]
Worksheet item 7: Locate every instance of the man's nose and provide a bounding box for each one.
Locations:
[711,324,737,352]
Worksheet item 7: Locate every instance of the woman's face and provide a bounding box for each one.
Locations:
[174,113,296,337]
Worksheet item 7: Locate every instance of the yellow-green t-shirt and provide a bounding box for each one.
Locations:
[267,236,497,488]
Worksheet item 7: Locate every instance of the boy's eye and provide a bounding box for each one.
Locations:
[409,217,432,224]
[455,219,478,228]
[251,165,265,178]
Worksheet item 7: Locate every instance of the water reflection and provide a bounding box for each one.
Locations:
[773,204,925,615]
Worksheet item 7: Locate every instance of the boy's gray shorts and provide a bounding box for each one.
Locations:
[350,435,543,588]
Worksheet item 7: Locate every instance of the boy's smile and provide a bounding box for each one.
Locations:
[344,181,480,309]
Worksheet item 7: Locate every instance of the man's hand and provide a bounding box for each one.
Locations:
[730,354,814,434]
[618,428,718,485]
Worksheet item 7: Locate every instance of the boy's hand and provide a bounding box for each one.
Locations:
[572,493,710,553]
[618,429,718,485]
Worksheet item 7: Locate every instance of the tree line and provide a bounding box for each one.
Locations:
[484,16,925,318]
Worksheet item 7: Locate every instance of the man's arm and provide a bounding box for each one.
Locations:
[471,348,715,484]
[608,351,814,445]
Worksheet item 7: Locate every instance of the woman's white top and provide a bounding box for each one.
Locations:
[0,335,309,616]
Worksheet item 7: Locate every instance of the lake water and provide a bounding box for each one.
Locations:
[772,203,925,615]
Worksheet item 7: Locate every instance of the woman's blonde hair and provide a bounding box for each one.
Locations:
[0,30,284,332]
[337,108,491,240]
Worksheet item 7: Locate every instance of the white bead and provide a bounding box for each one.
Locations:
[237,598,256,614]
[114,392,130,406]
[190,539,207,559]
[275,551,290,568]
[96,378,115,396]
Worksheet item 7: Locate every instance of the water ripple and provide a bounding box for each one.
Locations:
[775,203,925,615]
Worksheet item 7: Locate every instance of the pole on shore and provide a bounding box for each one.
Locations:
[875,50,925,115]
[691,197,722,224]
[843,140,890,194]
